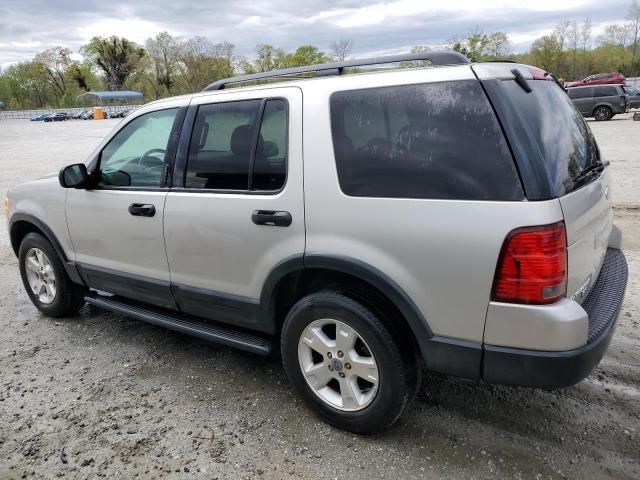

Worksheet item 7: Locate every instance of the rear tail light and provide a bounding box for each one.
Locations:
[492,222,567,305]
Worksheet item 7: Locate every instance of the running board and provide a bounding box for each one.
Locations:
[84,294,272,355]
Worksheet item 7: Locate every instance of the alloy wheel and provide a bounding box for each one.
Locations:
[298,318,379,411]
[24,248,57,304]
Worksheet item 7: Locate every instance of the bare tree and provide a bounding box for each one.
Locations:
[329,39,353,61]
[568,21,580,79]
[554,20,571,72]
[580,17,593,76]
[628,0,640,72]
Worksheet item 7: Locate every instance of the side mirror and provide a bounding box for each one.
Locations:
[59,163,89,188]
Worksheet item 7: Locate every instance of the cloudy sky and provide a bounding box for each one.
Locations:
[0,0,633,67]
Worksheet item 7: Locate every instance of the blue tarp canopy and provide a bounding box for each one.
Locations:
[77,91,143,104]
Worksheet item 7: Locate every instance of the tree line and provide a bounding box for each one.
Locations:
[1,1,639,110]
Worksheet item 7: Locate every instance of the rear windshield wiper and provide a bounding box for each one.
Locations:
[574,161,609,188]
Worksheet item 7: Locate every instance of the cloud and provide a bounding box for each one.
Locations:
[0,0,632,68]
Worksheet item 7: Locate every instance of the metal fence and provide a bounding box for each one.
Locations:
[0,105,143,121]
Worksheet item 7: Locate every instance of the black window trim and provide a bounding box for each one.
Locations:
[174,96,290,195]
[88,105,187,192]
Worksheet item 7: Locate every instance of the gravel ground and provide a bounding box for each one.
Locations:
[0,116,639,480]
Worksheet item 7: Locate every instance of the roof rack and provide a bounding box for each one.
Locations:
[202,51,470,91]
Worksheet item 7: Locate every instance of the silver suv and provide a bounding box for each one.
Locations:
[4,53,628,433]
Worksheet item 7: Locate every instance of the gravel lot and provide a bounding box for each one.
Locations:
[0,116,639,480]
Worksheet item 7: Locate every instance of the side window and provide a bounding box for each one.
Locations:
[568,88,591,99]
[185,98,287,191]
[186,100,261,190]
[330,81,524,200]
[594,86,618,97]
[253,99,287,190]
[98,108,178,188]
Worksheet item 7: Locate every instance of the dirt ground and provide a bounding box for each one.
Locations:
[0,115,638,480]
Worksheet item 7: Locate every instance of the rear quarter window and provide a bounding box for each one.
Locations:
[594,86,619,97]
[329,80,524,201]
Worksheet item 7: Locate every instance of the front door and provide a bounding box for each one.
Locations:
[163,87,304,332]
[67,106,184,309]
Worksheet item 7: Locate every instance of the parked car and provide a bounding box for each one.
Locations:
[565,72,625,88]
[623,85,640,109]
[566,84,628,120]
[5,53,628,433]
[30,114,48,122]
[81,110,94,120]
[44,112,70,122]
[72,110,90,120]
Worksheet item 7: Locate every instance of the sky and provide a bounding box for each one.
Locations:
[0,0,633,68]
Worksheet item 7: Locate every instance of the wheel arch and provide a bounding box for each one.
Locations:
[9,213,84,285]
[260,254,433,343]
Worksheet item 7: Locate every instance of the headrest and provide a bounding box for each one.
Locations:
[230,125,256,156]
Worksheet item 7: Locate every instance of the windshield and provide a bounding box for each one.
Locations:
[501,79,600,196]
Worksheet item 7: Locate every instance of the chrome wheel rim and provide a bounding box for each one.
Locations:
[24,248,57,304]
[595,108,609,120]
[298,319,379,412]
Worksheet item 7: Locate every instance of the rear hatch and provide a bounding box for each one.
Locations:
[477,66,613,304]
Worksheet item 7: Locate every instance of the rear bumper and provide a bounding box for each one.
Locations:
[482,248,628,389]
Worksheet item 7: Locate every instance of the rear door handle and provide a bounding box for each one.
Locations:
[251,210,292,227]
[128,203,156,217]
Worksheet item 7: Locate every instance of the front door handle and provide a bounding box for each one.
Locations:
[251,210,292,227]
[128,203,156,217]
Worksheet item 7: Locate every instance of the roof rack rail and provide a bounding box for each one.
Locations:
[202,51,470,91]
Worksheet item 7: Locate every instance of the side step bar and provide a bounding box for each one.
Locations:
[84,294,272,355]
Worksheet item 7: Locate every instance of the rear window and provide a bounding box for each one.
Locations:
[594,86,618,97]
[330,80,524,200]
[501,80,599,196]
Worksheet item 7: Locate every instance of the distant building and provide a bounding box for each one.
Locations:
[76,91,144,105]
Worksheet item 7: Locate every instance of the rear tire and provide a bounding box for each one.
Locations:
[281,290,418,433]
[593,106,613,121]
[18,233,86,318]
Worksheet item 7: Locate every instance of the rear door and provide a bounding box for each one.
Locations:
[163,87,304,333]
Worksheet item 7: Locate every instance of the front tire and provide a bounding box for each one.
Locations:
[281,291,417,433]
[593,106,613,121]
[19,233,86,317]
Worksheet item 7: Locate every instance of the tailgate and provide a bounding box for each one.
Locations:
[560,168,614,304]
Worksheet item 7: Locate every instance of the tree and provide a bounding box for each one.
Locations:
[567,21,580,78]
[486,32,511,59]
[628,0,640,72]
[145,32,179,98]
[285,45,329,67]
[554,20,572,72]
[600,23,634,72]
[330,39,353,61]
[82,36,145,90]
[466,31,489,62]
[253,44,288,72]
[175,37,234,92]
[531,35,562,71]
[33,47,72,100]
